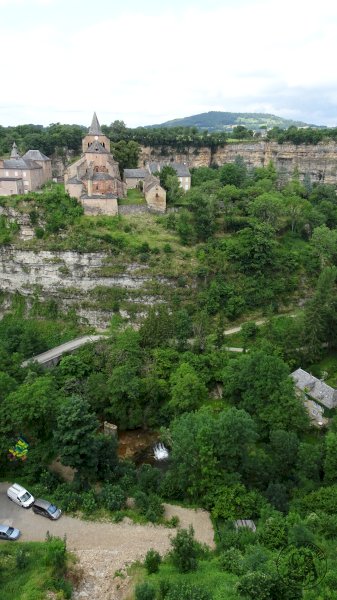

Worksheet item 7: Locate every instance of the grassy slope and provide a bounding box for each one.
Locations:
[0,541,70,600]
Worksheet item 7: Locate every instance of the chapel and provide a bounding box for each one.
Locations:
[64,113,126,215]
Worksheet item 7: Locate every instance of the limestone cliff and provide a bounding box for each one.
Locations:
[0,248,169,328]
[139,141,337,184]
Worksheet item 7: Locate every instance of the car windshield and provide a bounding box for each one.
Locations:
[48,504,58,514]
[20,492,31,502]
[7,527,14,535]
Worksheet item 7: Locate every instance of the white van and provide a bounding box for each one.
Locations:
[7,483,34,508]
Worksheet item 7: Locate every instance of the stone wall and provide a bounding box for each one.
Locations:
[118,205,148,215]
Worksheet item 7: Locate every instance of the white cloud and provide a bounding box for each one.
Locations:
[1,0,337,125]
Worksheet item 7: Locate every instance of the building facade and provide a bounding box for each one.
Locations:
[124,161,191,191]
[0,143,52,196]
[64,113,127,215]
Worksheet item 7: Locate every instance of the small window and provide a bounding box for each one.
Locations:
[23,171,26,177]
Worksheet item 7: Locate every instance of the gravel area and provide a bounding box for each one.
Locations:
[0,483,214,600]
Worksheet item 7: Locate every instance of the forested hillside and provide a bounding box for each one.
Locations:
[1,162,337,599]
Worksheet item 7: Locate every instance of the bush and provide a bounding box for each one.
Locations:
[135,582,156,600]
[101,484,126,511]
[144,548,162,574]
[54,484,83,512]
[16,548,29,569]
[138,464,162,494]
[45,535,67,574]
[159,579,172,599]
[134,491,164,523]
[81,490,97,515]
[170,526,198,573]
[166,582,212,600]
[218,547,243,574]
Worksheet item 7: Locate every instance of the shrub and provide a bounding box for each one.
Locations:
[138,464,162,494]
[45,535,67,574]
[135,582,156,600]
[163,243,173,253]
[166,582,212,600]
[159,579,172,599]
[218,547,243,574]
[101,484,126,512]
[81,490,97,515]
[54,484,82,512]
[170,526,198,573]
[144,548,162,574]
[16,548,29,569]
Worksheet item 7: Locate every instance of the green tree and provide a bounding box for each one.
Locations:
[324,432,337,484]
[54,395,99,483]
[170,526,198,573]
[223,350,307,437]
[169,363,208,415]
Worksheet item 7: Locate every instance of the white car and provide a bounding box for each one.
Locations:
[7,483,34,508]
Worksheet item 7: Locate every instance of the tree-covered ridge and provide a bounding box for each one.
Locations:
[146,110,314,132]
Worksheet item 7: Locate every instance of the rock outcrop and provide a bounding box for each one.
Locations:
[0,248,169,328]
[139,141,337,184]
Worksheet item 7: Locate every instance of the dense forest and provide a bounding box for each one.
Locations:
[1,162,337,599]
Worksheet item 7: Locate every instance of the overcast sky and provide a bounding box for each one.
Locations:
[1,0,337,128]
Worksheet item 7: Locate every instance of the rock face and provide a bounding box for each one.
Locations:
[139,141,337,184]
[0,248,168,328]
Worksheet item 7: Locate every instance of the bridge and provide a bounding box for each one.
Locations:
[21,335,107,368]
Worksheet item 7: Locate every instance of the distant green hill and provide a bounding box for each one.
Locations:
[147,111,318,132]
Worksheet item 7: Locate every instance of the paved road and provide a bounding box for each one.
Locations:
[21,335,107,368]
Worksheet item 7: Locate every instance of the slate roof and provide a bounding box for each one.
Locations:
[85,141,108,154]
[22,149,50,161]
[3,158,42,170]
[67,176,83,184]
[92,172,114,181]
[88,112,102,135]
[291,368,337,409]
[143,174,162,193]
[148,161,190,177]
[124,168,148,178]
[234,520,256,532]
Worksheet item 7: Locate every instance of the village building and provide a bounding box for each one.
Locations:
[291,367,337,426]
[64,113,127,215]
[143,175,166,213]
[124,161,191,191]
[0,143,52,196]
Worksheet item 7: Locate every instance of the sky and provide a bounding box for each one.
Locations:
[1,0,337,128]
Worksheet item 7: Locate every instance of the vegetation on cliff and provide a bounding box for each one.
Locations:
[2,163,337,598]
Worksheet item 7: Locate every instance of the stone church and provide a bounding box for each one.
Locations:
[64,113,126,215]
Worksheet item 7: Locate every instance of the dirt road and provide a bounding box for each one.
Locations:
[0,483,214,600]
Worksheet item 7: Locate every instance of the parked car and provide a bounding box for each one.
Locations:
[32,498,62,520]
[7,483,34,508]
[0,524,21,541]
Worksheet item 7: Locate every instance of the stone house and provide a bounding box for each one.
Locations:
[64,113,127,216]
[143,175,166,213]
[124,161,191,191]
[0,143,52,196]
[291,367,337,426]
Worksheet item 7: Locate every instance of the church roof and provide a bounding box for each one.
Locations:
[22,149,50,161]
[85,141,109,154]
[88,112,102,135]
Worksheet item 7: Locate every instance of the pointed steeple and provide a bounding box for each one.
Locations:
[10,142,20,159]
[88,112,102,135]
